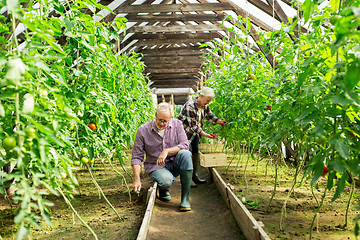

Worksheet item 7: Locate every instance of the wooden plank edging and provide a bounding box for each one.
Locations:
[136,182,158,240]
[210,168,271,240]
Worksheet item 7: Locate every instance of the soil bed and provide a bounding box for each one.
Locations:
[0,157,151,240]
[200,143,359,240]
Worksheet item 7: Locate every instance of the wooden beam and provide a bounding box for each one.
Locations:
[127,24,224,33]
[127,32,222,40]
[140,45,205,54]
[145,62,203,69]
[101,0,138,24]
[227,2,278,68]
[113,3,234,14]
[126,13,227,22]
[149,73,197,79]
[145,68,199,74]
[121,32,222,49]
[144,55,202,62]
[265,0,299,39]
[133,38,213,47]
[152,81,199,86]
[247,0,281,22]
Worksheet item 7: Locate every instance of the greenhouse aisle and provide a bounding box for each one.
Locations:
[147,169,245,240]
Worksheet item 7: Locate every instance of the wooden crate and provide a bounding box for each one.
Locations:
[199,152,227,167]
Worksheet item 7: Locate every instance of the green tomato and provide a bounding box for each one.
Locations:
[25,127,36,139]
[79,74,87,81]
[81,157,89,164]
[99,43,107,49]
[3,137,16,151]
[315,135,327,144]
[330,15,341,25]
[248,74,256,80]
[81,148,88,156]
[247,80,254,85]
[74,160,81,166]
[39,89,48,98]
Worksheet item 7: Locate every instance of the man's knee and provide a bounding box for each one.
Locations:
[158,178,173,190]
[177,150,193,170]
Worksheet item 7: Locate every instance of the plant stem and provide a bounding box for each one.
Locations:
[86,164,122,221]
[57,187,98,240]
[309,186,327,239]
[345,173,355,227]
[108,157,132,202]
[280,150,305,230]
[11,10,19,54]
[311,184,319,207]
[267,157,278,211]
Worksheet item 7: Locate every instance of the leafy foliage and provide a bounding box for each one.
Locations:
[0,0,153,238]
[202,0,360,232]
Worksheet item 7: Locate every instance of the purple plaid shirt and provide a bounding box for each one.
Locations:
[178,97,219,143]
[131,118,189,174]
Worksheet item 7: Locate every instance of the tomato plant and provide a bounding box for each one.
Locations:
[201,3,360,236]
[0,1,154,238]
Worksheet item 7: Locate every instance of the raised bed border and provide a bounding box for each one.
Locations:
[136,167,271,240]
[209,167,271,240]
[136,181,157,240]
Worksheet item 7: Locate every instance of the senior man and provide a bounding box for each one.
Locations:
[131,102,193,211]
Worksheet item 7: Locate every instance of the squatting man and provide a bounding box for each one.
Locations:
[131,102,193,211]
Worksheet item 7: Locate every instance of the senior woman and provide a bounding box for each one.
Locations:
[178,87,227,186]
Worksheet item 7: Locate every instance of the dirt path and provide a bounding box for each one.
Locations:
[147,169,245,240]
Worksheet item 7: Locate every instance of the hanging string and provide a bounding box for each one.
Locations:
[245,0,250,73]
[272,0,275,70]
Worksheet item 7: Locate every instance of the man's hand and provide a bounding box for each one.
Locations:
[207,133,216,139]
[217,119,227,126]
[133,179,141,193]
[157,149,168,167]
[132,164,141,193]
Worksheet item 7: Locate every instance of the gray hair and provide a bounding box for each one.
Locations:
[156,102,173,117]
[199,87,215,98]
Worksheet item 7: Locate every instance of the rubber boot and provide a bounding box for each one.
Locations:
[158,188,171,202]
[179,169,192,211]
[192,153,206,184]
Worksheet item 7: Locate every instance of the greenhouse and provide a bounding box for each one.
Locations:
[0,0,359,239]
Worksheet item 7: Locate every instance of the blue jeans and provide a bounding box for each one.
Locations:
[149,149,192,190]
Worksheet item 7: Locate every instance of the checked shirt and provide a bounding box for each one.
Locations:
[178,97,219,144]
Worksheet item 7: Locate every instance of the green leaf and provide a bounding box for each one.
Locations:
[331,174,346,202]
[330,0,341,11]
[334,139,350,159]
[0,103,4,117]
[63,18,75,30]
[16,223,29,240]
[311,161,324,185]
[345,60,360,89]
[302,0,314,23]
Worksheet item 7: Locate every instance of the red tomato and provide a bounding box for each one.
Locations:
[220,122,225,126]
[350,132,355,137]
[267,105,272,111]
[321,165,329,177]
[88,124,96,130]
